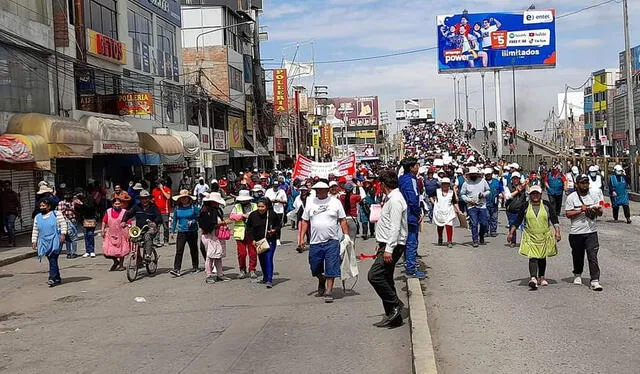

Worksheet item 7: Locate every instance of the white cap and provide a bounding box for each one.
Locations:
[588,165,597,172]
[529,185,542,194]
[503,165,510,170]
[483,168,493,175]
[433,159,444,166]
[595,165,600,171]
[511,172,522,179]
[467,166,480,175]
[328,181,338,187]
[313,181,330,189]
[440,177,451,184]
[455,168,463,174]
[571,166,579,174]
[614,164,624,171]
[210,179,218,184]
[510,163,520,170]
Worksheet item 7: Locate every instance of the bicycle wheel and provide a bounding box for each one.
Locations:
[146,248,158,275]
[126,246,139,282]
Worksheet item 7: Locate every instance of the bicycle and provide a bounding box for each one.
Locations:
[126,222,159,282]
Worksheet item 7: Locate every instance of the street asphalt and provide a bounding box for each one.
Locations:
[0,226,412,374]
[420,203,640,373]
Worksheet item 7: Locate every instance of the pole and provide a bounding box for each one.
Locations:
[481,72,486,129]
[495,71,503,158]
[197,71,204,173]
[343,112,348,156]
[591,76,596,155]
[623,0,637,189]
[464,74,469,127]
[294,89,300,157]
[457,79,462,124]
[512,65,517,145]
[453,76,458,121]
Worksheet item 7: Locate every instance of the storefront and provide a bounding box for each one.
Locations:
[5,113,93,189]
[229,148,258,171]
[138,131,185,186]
[81,116,140,186]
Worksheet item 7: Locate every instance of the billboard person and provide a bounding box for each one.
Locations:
[481,17,502,50]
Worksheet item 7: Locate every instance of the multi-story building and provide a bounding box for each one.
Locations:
[181,0,270,175]
[583,69,619,155]
[611,45,640,155]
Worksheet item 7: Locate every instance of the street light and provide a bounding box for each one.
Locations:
[195,20,255,52]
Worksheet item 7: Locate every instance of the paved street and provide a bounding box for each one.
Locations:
[421,204,640,373]
[0,227,411,374]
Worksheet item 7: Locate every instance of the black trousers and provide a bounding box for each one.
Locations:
[362,222,375,237]
[569,232,600,281]
[529,258,547,278]
[613,205,630,221]
[174,231,199,271]
[368,244,406,315]
[548,194,563,217]
[275,213,284,240]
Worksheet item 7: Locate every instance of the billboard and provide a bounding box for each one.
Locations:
[395,98,436,121]
[273,69,288,115]
[619,45,640,76]
[436,10,556,73]
[324,96,379,131]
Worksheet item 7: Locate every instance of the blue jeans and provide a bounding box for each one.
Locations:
[47,251,61,281]
[258,240,277,283]
[467,207,488,242]
[486,205,499,235]
[405,225,419,275]
[84,227,95,254]
[5,215,16,244]
[65,222,78,255]
[426,200,434,221]
[507,212,520,243]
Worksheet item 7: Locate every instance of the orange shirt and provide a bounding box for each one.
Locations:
[152,186,171,214]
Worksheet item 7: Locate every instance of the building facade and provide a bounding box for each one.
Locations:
[583,69,619,155]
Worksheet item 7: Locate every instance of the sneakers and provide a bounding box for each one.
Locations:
[238,270,247,279]
[472,241,479,248]
[276,239,281,246]
[479,237,485,245]
[90,253,95,258]
[590,280,603,291]
[324,293,334,303]
[216,275,231,282]
[249,271,258,279]
[82,253,90,258]
[266,282,273,289]
[528,277,538,290]
[169,269,181,277]
[573,275,582,285]
[447,242,453,248]
[539,278,549,287]
[407,270,426,279]
[205,276,216,284]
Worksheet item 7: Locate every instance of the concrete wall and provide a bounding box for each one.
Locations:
[183,46,230,104]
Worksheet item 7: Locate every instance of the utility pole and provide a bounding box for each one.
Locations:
[495,71,503,158]
[452,76,458,121]
[623,0,637,189]
[457,79,462,124]
[464,74,469,127]
[481,72,486,130]
[512,64,518,145]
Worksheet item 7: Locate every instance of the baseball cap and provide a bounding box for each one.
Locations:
[576,174,589,182]
[511,172,521,179]
[529,185,542,194]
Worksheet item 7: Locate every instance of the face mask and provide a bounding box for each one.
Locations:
[40,208,48,213]
[590,172,597,177]
[113,207,122,211]
[200,181,204,185]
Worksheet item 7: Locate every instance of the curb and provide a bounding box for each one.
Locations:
[0,251,36,267]
[407,278,438,374]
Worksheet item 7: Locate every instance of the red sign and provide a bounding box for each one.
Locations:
[273,69,288,115]
[117,93,153,115]
[275,137,287,152]
[491,31,508,49]
[87,29,126,64]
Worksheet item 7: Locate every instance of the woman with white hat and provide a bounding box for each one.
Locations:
[609,164,631,223]
[230,190,258,279]
[432,178,462,248]
[200,192,230,283]
[169,190,201,277]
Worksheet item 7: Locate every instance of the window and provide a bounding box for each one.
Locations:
[224,11,242,52]
[157,18,176,55]
[85,0,117,39]
[229,66,243,92]
[128,5,152,46]
[0,45,50,113]
[161,83,183,124]
[75,67,121,115]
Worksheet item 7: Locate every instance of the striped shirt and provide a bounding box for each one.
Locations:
[31,210,68,244]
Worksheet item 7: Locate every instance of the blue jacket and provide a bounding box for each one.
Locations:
[486,178,503,208]
[399,173,421,227]
[424,178,439,198]
[171,204,201,233]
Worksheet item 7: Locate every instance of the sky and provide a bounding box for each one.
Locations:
[259,0,640,133]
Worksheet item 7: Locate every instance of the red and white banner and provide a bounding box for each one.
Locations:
[273,69,288,115]
[292,154,356,179]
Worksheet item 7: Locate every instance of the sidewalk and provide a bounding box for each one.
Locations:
[0,229,97,267]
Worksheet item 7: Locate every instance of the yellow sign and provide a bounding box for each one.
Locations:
[593,73,607,94]
[87,29,126,65]
[357,130,377,139]
[312,126,320,149]
[228,116,244,149]
[246,101,254,131]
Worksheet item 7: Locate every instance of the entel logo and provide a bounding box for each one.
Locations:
[523,10,554,24]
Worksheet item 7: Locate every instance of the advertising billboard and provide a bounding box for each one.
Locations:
[395,98,436,122]
[619,45,640,76]
[437,10,556,73]
[324,96,379,131]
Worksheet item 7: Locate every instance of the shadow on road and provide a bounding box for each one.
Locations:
[507,277,559,287]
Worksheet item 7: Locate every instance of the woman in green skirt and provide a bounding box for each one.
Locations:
[508,185,561,290]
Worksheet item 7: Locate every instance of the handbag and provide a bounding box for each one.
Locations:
[369,204,382,223]
[83,218,97,228]
[215,225,231,240]
[255,212,271,255]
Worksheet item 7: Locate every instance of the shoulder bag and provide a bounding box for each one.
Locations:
[255,212,271,254]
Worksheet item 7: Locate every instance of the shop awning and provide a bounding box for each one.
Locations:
[81,116,140,154]
[170,130,200,158]
[7,113,93,158]
[230,148,257,158]
[138,133,184,155]
[245,135,270,156]
[0,134,49,163]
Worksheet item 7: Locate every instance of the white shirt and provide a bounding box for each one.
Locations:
[265,188,287,214]
[481,25,498,49]
[375,189,408,253]
[302,196,346,245]
[193,183,209,197]
[565,191,600,235]
[589,175,602,196]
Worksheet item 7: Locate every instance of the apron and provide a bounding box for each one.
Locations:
[36,212,61,259]
[518,203,557,259]
[433,189,456,227]
[610,175,630,207]
[102,208,130,257]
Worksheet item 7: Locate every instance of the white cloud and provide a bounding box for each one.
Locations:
[264,3,308,19]
[566,38,604,48]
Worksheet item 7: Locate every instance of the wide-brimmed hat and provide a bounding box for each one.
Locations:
[235,190,253,202]
[312,181,330,189]
[204,192,226,206]
[511,172,522,179]
[172,189,196,201]
[139,190,151,198]
[36,185,53,195]
[440,177,451,184]
[132,183,143,190]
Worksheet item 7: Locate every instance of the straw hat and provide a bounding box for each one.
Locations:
[235,190,253,202]
[172,189,196,201]
[204,192,226,206]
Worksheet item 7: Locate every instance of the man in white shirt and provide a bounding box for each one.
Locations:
[265,180,288,245]
[368,170,408,328]
[193,177,209,203]
[298,180,350,303]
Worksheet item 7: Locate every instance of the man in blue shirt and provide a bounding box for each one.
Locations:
[423,168,439,223]
[399,157,425,278]
[484,168,503,237]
